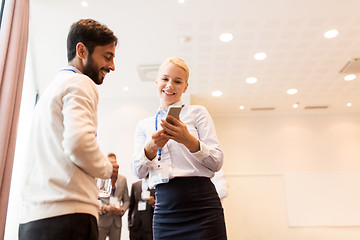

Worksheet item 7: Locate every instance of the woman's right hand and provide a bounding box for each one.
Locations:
[144,129,169,160]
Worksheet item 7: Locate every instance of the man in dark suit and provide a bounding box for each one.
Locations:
[128,176,155,240]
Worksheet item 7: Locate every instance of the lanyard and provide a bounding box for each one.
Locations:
[155,110,162,160]
[155,104,184,160]
[60,68,76,73]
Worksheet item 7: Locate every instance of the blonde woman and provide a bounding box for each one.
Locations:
[132,57,227,239]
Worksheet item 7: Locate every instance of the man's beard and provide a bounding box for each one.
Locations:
[83,55,107,85]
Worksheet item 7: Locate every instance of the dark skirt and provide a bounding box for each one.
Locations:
[154,177,227,240]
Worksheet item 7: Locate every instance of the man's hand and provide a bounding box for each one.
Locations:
[98,206,102,215]
[146,196,156,205]
[104,205,124,215]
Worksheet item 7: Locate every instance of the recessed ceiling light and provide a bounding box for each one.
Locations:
[254,52,267,61]
[292,103,299,109]
[81,1,88,7]
[347,102,352,107]
[239,105,245,110]
[246,77,258,84]
[219,33,233,43]
[287,89,298,95]
[123,86,129,91]
[324,29,339,39]
[344,74,356,81]
[178,0,185,3]
[212,90,223,97]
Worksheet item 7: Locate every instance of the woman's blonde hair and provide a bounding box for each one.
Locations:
[159,57,189,81]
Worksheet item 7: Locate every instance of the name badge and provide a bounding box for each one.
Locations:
[138,201,146,211]
[149,160,169,188]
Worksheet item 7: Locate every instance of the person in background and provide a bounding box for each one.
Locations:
[98,153,130,240]
[131,57,227,240]
[128,175,156,240]
[19,19,117,240]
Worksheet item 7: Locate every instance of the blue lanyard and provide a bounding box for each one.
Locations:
[155,110,162,159]
[155,104,184,160]
[61,69,76,73]
[60,68,76,73]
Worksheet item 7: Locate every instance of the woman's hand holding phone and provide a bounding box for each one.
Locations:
[160,117,200,153]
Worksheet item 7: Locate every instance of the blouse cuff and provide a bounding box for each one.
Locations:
[141,149,156,167]
[191,140,210,161]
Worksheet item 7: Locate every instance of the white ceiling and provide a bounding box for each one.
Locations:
[29,0,360,116]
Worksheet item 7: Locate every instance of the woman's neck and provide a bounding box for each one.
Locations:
[160,102,170,110]
[160,100,181,110]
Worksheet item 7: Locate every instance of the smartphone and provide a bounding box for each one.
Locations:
[166,106,182,125]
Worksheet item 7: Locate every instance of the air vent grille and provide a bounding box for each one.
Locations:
[250,107,275,111]
[304,105,328,109]
[136,65,160,82]
[339,58,360,73]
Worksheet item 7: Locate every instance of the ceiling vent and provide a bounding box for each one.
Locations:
[250,107,275,111]
[339,58,360,73]
[136,65,160,82]
[304,105,328,110]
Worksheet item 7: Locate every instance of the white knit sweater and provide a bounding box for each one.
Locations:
[20,67,112,223]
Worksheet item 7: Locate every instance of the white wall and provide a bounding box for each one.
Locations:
[214,112,360,240]
[97,96,159,184]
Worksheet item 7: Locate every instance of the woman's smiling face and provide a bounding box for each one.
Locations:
[155,62,188,109]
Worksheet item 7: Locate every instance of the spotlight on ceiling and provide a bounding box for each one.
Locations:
[344,74,356,81]
[219,33,233,43]
[246,77,258,84]
[212,90,223,97]
[324,29,339,39]
[81,1,88,7]
[287,89,298,95]
[254,52,267,61]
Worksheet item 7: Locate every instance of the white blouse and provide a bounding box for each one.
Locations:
[131,101,224,182]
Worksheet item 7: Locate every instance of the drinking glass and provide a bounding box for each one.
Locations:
[96,178,111,198]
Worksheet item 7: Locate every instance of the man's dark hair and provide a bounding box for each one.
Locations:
[67,19,118,62]
[107,153,116,159]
